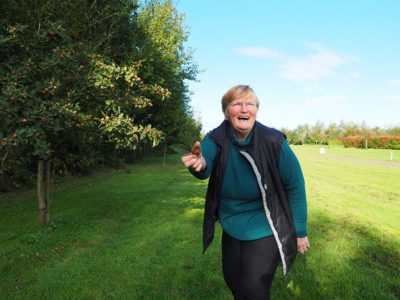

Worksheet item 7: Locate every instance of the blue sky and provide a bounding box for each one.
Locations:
[176,1,400,133]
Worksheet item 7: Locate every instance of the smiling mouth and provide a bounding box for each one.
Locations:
[238,116,249,121]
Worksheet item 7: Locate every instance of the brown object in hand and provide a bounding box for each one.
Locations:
[191,141,201,156]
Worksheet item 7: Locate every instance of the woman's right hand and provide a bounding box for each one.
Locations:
[181,141,206,172]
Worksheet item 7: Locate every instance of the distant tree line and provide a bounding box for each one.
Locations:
[281,121,400,149]
[0,0,200,190]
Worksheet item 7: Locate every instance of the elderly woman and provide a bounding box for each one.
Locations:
[181,85,310,300]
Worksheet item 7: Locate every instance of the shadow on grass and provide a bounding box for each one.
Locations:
[272,210,400,300]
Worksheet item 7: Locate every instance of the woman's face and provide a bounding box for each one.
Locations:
[225,97,258,140]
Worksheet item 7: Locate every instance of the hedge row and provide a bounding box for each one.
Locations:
[341,135,400,149]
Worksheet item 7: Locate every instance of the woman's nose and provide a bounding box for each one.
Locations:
[240,103,249,111]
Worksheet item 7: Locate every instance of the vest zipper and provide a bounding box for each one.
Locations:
[239,150,288,276]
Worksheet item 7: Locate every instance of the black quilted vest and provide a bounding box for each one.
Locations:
[202,120,297,275]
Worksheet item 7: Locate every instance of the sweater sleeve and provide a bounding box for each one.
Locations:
[189,133,217,180]
[278,139,308,237]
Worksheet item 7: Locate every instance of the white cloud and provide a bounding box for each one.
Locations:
[234,43,358,82]
[388,79,400,86]
[278,46,357,81]
[351,71,362,79]
[388,95,400,103]
[301,83,324,93]
[304,95,346,110]
[234,46,285,59]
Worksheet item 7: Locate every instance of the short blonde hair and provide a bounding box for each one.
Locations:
[221,85,259,112]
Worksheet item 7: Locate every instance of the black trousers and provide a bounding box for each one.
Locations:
[222,231,281,300]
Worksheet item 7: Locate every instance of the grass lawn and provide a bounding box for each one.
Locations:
[1,147,399,299]
[300,145,400,162]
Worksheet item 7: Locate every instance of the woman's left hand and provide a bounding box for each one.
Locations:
[297,236,310,254]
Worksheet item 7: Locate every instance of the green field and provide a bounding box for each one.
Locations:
[1,146,399,299]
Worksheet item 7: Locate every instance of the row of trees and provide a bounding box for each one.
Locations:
[282,121,400,149]
[0,0,201,192]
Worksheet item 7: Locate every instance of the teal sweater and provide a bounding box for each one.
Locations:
[193,128,307,241]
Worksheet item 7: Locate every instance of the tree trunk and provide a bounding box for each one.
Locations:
[37,159,51,223]
[162,139,167,166]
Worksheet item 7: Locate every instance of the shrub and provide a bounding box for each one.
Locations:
[341,135,400,149]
